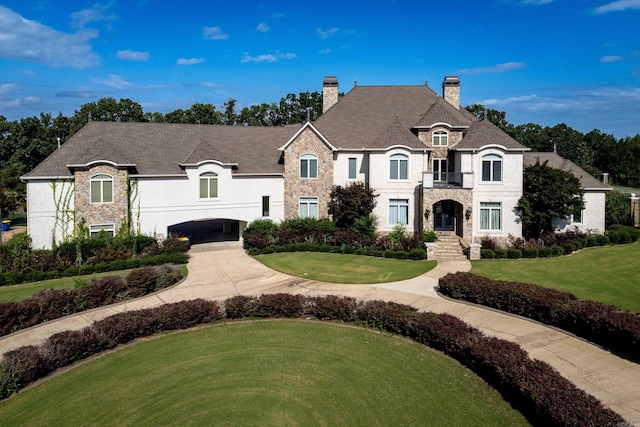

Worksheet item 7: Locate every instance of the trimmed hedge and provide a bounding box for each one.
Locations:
[0,265,184,337]
[249,241,426,260]
[0,294,626,425]
[438,272,640,361]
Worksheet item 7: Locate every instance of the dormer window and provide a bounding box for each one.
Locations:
[433,130,448,146]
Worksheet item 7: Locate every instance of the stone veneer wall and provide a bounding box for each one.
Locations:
[283,127,334,219]
[75,165,128,233]
[423,188,473,240]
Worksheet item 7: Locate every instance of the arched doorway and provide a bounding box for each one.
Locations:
[433,200,463,236]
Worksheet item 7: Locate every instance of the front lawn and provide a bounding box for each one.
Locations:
[471,243,640,312]
[0,320,529,426]
[255,252,436,283]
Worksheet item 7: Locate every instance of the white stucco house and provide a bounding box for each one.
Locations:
[22,76,609,258]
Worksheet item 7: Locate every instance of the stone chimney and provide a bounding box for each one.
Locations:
[442,76,460,109]
[322,76,339,113]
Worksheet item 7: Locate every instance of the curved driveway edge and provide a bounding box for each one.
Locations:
[1,243,639,424]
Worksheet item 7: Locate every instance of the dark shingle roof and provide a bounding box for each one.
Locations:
[414,97,473,128]
[523,152,609,189]
[24,122,297,178]
[456,119,528,150]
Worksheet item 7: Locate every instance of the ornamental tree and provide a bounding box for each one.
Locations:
[329,182,378,228]
[516,160,584,239]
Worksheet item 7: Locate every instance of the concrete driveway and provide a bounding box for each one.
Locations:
[1,242,639,424]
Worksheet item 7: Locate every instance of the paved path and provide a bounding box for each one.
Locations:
[1,242,639,424]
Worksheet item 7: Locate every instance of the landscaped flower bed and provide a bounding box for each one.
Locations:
[0,294,627,426]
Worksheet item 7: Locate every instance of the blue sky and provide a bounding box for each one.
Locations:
[0,0,639,137]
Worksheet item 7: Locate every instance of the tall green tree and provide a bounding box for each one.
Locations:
[329,182,378,228]
[605,190,632,228]
[516,160,584,239]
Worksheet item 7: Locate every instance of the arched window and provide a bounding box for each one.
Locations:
[199,172,218,198]
[389,153,408,180]
[300,154,318,178]
[90,174,113,203]
[433,130,448,146]
[481,154,502,182]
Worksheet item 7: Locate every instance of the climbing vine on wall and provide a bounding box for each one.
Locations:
[124,176,140,236]
[51,179,75,245]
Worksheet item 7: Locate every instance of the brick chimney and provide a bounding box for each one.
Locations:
[442,76,460,109]
[322,76,339,113]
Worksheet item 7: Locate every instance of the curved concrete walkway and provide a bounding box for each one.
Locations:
[1,242,639,424]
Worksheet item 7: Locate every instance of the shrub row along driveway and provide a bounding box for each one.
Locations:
[1,241,639,424]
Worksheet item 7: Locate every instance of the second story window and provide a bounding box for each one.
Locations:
[300,154,318,178]
[199,172,218,198]
[90,174,113,203]
[482,154,502,182]
[389,153,408,180]
[348,157,357,180]
[433,130,448,146]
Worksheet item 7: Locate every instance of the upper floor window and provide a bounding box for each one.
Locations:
[481,154,502,182]
[348,157,357,180]
[300,154,318,178]
[433,130,448,146]
[389,153,408,180]
[199,172,218,198]
[433,159,447,182]
[90,174,113,203]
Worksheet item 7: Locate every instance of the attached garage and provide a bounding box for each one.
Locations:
[168,219,243,245]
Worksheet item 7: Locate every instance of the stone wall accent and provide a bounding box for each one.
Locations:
[75,165,128,233]
[322,76,339,113]
[283,128,334,219]
[442,76,460,109]
[423,187,473,239]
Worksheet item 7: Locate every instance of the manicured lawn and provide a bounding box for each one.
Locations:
[471,243,640,312]
[255,252,436,283]
[0,265,188,302]
[0,321,529,426]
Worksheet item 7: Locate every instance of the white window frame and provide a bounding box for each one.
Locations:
[299,196,319,219]
[90,174,113,204]
[389,153,409,180]
[300,154,318,179]
[389,199,409,225]
[481,154,502,182]
[433,158,447,182]
[479,202,502,231]
[90,223,115,238]
[199,172,218,199]
[348,157,357,180]
[433,130,448,146]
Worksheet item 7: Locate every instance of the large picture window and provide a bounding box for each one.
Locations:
[90,174,113,203]
[433,130,448,146]
[300,154,318,178]
[299,197,318,219]
[389,199,409,225]
[389,154,408,180]
[199,172,218,198]
[480,202,501,230]
[482,154,502,182]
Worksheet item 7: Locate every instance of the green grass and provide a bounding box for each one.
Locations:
[255,252,436,283]
[471,243,640,312]
[0,320,529,426]
[0,265,188,302]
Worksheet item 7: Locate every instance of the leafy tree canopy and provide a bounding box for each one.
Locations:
[516,160,584,239]
[329,182,378,228]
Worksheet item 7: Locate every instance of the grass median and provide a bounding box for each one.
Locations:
[0,320,529,426]
[255,252,436,283]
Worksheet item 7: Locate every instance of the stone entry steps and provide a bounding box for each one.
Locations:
[436,233,467,261]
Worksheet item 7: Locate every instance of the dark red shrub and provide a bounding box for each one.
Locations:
[125,266,159,297]
[1,345,48,385]
[41,328,105,371]
[356,300,417,335]
[224,295,255,319]
[312,295,358,322]
[252,293,306,318]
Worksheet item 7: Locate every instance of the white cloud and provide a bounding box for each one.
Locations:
[71,3,116,29]
[0,5,100,67]
[203,26,228,40]
[600,55,623,62]
[177,57,205,65]
[317,27,339,39]
[0,83,17,94]
[117,50,150,61]
[593,0,640,14]
[257,22,269,32]
[457,62,526,74]
[0,95,40,109]
[241,51,296,63]
[94,74,133,89]
[520,0,554,5]
[319,48,332,54]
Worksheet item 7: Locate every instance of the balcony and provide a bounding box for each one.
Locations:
[423,171,473,189]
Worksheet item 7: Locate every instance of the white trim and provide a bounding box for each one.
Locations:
[67,160,136,169]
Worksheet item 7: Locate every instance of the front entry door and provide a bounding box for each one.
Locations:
[434,201,455,232]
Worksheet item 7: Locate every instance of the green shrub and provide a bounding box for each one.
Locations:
[109,259,127,271]
[551,246,564,256]
[506,249,522,259]
[422,230,438,243]
[78,264,94,275]
[494,249,507,259]
[596,235,610,246]
[539,247,553,258]
[408,249,426,260]
[125,258,140,269]
[481,249,495,259]
[586,236,598,247]
[563,243,576,254]
[93,262,110,273]
[62,266,79,277]
[522,248,538,258]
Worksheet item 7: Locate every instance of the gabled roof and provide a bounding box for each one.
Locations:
[455,119,528,151]
[24,121,296,178]
[414,97,473,129]
[523,152,610,190]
